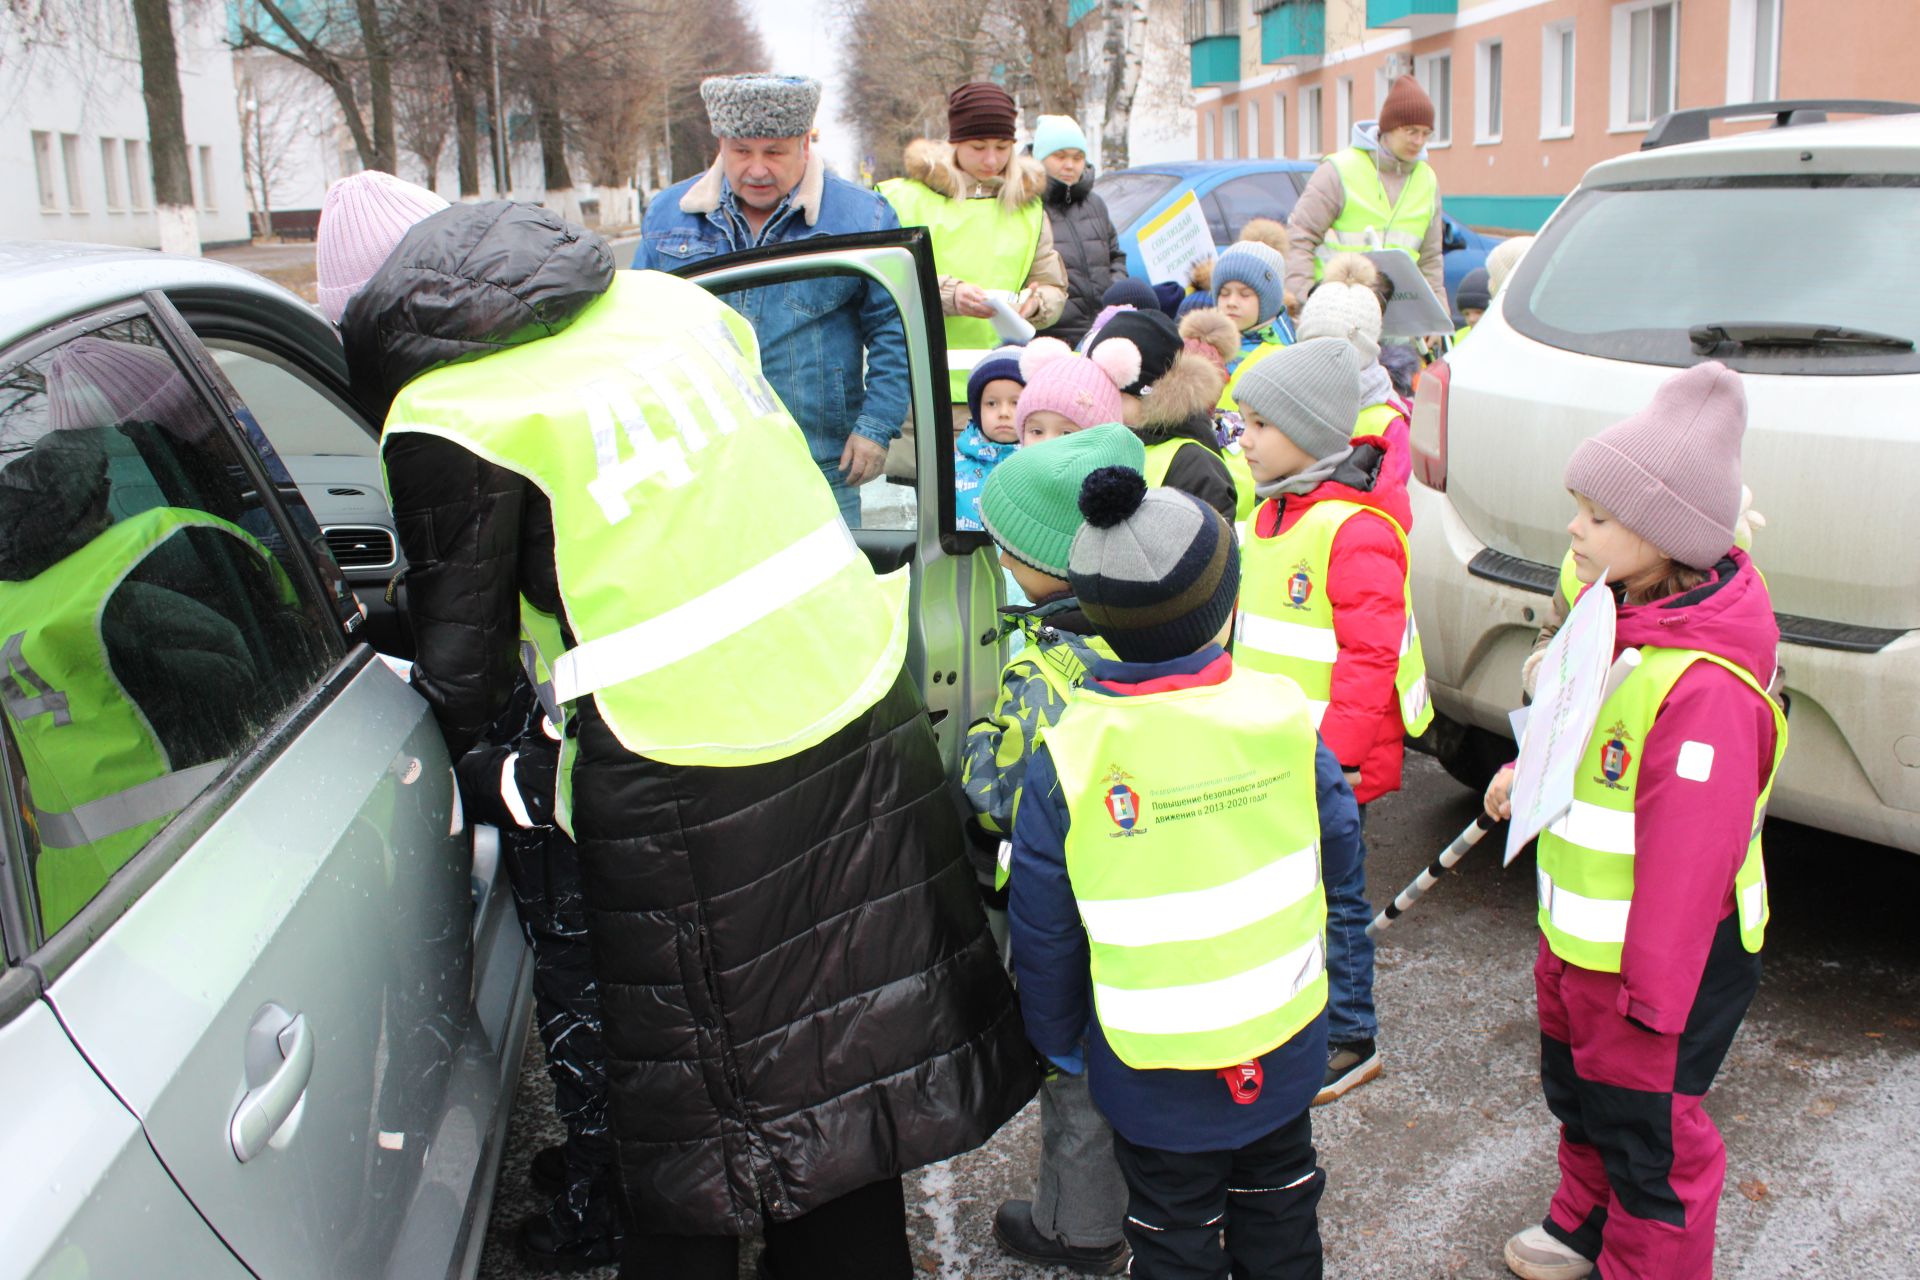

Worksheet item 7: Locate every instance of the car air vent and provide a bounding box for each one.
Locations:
[328,486,365,497]
[323,525,398,571]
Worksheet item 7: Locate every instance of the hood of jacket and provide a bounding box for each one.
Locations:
[1043,168,1098,208]
[1611,549,1778,680]
[677,149,828,228]
[1133,350,1228,432]
[1275,434,1413,532]
[901,138,1048,211]
[1351,120,1429,176]
[340,201,615,423]
[956,420,1018,466]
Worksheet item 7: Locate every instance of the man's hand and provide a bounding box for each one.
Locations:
[952,283,996,319]
[1485,765,1516,822]
[839,433,888,487]
[1017,290,1044,320]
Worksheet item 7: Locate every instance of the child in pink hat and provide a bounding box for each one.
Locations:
[1014,337,1131,446]
[315,171,449,324]
[1486,361,1785,1280]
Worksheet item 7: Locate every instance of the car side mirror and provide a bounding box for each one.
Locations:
[1442,219,1468,253]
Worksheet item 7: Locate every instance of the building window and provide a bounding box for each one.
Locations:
[32,131,59,212]
[101,138,124,211]
[1612,0,1678,130]
[1728,0,1781,103]
[125,140,150,210]
[61,133,86,212]
[1542,22,1577,138]
[198,146,216,212]
[1336,76,1353,147]
[1184,0,1241,40]
[1416,52,1453,146]
[1274,94,1288,158]
[1475,40,1503,144]
[1300,85,1323,158]
[1225,104,1242,159]
[1204,110,1216,159]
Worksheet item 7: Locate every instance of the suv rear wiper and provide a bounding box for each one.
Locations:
[1690,322,1916,354]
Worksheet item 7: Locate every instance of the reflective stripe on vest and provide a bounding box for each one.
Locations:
[879,178,1044,402]
[383,271,910,769]
[518,601,574,836]
[1535,646,1788,969]
[1044,665,1327,1070]
[1237,498,1434,736]
[1316,149,1438,276]
[34,758,228,849]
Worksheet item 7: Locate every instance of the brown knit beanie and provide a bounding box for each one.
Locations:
[1378,75,1436,133]
[949,82,1018,144]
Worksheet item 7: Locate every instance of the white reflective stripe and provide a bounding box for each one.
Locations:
[1079,843,1321,948]
[1401,675,1429,723]
[1094,936,1324,1035]
[33,759,227,849]
[552,519,860,702]
[1546,799,1636,857]
[500,751,535,829]
[1400,614,1417,657]
[1236,612,1339,664]
[1740,878,1766,931]
[1306,699,1329,729]
[1537,870,1631,945]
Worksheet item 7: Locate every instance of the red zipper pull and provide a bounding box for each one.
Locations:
[1217,1060,1263,1104]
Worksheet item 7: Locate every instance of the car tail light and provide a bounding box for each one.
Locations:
[1410,355,1451,492]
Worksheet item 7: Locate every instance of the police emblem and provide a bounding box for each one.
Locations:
[1285,559,1314,609]
[1103,764,1144,834]
[1596,720,1634,788]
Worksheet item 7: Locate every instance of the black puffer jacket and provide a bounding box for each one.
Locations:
[1036,170,1127,348]
[343,201,1037,1235]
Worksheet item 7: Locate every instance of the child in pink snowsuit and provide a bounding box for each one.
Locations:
[1486,361,1785,1280]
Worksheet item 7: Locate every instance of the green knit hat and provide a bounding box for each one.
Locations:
[980,424,1146,577]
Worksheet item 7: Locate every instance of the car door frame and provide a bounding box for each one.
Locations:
[667,228,1005,778]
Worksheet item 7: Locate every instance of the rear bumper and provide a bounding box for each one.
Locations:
[1409,482,1920,854]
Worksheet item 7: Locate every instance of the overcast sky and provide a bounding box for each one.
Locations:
[748,0,860,176]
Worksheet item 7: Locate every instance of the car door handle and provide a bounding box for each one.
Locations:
[230,1008,314,1162]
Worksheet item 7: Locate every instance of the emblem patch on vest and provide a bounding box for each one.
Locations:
[1102,764,1144,836]
[1595,720,1634,790]
[1285,559,1315,610]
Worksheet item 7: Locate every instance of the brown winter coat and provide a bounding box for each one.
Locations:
[897,138,1069,329]
[1283,142,1446,308]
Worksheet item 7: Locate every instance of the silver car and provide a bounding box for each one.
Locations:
[0,229,1001,1277]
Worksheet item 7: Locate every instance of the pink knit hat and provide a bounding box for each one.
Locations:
[1015,338,1130,440]
[1563,361,1747,570]
[46,337,205,436]
[316,171,449,324]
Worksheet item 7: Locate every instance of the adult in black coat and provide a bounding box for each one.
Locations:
[334,195,1038,1280]
[1032,116,1129,349]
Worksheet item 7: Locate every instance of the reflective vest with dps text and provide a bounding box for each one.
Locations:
[381,270,910,769]
[1236,498,1433,735]
[1535,646,1787,971]
[1044,665,1328,1070]
[877,177,1044,402]
[0,507,282,932]
[1318,147,1438,278]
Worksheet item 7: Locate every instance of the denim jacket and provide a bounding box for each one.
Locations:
[634,154,911,464]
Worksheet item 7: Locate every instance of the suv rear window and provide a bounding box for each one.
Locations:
[1507,175,1920,375]
[1094,172,1181,230]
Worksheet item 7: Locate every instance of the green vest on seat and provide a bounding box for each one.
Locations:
[1143,437,1255,523]
[878,178,1044,403]
[1236,498,1434,736]
[382,271,910,773]
[1044,665,1327,1070]
[1535,647,1787,970]
[0,507,273,932]
[1318,148,1439,280]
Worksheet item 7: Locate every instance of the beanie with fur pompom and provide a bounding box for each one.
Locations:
[1297,253,1385,365]
[1015,337,1130,438]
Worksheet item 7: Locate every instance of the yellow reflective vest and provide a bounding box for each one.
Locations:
[1318,147,1438,280]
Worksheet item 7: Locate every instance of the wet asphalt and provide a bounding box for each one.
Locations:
[479,752,1920,1279]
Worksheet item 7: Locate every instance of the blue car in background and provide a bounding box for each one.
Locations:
[1093,160,1502,313]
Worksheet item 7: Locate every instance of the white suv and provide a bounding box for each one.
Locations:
[1407,102,1920,854]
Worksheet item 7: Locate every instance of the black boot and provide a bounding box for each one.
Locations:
[514,1191,619,1274]
[991,1199,1128,1275]
[529,1143,567,1197]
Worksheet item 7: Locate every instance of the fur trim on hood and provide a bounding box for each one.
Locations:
[1135,350,1227,428]
[679,149,828,227]
[1178,307,1240,366]
[900,138,1047,210]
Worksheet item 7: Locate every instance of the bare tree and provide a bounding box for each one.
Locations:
[838,0,997,178]
[394,65,454,190]
[238,55,325,235]
[236,0,397,172]
[129,0,198,252]
[1097,0,1153,170]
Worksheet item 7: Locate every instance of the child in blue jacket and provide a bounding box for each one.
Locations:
[955,348,1025,530]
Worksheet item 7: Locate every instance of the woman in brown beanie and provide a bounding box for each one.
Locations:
[1283,74,1447,317]
[880,82,1068,417]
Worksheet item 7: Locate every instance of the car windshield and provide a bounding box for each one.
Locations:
[1094,171,1181,230]
[1506,175,1920,374]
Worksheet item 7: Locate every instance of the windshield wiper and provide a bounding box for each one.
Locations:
[1690,322,1916,354]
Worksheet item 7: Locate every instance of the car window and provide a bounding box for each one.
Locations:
[1508,175,1920,374]
[1093,171,1182,230]
[1201,173,1303,243]
[208,348,376,458]
[0,315,337,938]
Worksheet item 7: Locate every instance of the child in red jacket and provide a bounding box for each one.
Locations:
[1486,362,1784,1280]
[1232,336,1434,1106]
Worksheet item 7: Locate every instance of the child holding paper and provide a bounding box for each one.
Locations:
[1484,362,1785,1280]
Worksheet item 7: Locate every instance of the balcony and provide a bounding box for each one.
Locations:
[1189,35,1243,88]
[1366,0,1456,37]
[1068,0,1099,24]
[1260,1,1323,63]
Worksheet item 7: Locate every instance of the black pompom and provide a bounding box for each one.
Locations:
[1079,466,1148,528]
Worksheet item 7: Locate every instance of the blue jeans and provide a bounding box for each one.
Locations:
[1324,804,1376,1045]
[817,459,862,528]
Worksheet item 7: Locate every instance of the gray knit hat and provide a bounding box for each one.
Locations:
[1232,337,1362,461]
[701,75,821,140]
[1069,468,1240,663]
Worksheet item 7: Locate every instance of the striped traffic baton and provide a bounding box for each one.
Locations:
[1367,813,1500,939]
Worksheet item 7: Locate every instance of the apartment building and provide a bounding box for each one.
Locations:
[1185,0,1916,231]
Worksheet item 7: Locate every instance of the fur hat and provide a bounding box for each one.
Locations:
[1015,338,1130,438]
[1238,217,1291,256]
[1178,307,1239,381]
[1297,254,1385,365]
[700,74,821,140]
